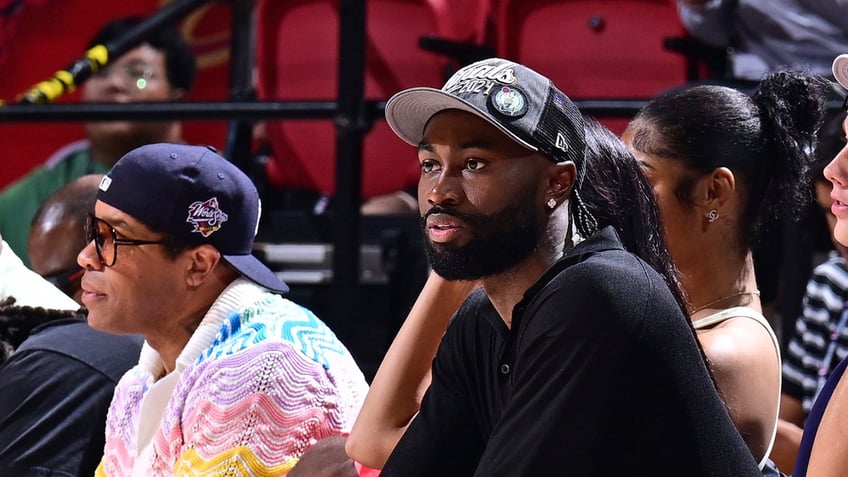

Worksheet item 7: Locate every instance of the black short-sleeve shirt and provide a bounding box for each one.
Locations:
[382,227,760,477]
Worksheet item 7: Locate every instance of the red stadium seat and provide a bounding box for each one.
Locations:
[496,0,689,133]
[255,0,477,200]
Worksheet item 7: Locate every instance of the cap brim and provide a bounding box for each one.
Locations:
[223,254,289,294]
[384,87,538,152]
[833,54,848,90]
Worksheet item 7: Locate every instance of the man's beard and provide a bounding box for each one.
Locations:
[420,192,543,281]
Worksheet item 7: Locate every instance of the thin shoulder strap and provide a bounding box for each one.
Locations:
[693,306,781,470]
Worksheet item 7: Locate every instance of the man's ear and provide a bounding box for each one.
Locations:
[184,245,223,287]
[546,161,577,204]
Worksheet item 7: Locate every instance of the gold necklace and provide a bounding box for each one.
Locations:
[690,290,761,314]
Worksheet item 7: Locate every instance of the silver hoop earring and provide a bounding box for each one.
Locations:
[547,198,557,209]
[707,209,719,222]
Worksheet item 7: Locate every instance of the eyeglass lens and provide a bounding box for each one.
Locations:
[94,62,153,91]
[85,214,112,266]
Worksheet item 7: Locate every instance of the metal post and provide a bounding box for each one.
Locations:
[224,0,257,171]
[332,0,367,335]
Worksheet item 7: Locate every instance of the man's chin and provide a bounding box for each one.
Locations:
[85,121,135,134]
[83,309,112,332]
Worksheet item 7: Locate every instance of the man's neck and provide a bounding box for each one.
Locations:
[481,254,559,329]
[89,124,183,168]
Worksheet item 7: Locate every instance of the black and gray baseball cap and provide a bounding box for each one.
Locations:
[385,57,586,179]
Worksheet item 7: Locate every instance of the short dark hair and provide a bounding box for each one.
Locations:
[87,16,197,92]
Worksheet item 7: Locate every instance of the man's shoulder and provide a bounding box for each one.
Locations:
[554,246,661,296]
[0,144,92,208]
[537,247,682,336]
[42,139,91,169]
[207,293,359,370]
[24,318,139,349]
[17,319,143,381]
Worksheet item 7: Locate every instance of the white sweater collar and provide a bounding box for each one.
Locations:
[137,278,269,379]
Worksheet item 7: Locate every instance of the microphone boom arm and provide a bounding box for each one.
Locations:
[15,0,215,105]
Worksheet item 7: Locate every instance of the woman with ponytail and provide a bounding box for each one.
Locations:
[622,69,828,474]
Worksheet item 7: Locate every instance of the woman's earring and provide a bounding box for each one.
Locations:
[547,198,557,209]
[707,209,719,222]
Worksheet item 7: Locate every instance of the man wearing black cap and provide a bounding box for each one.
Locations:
[369,58,761,476]
[77,144,368,475]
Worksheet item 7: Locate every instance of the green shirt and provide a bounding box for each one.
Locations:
[0,143,110,267]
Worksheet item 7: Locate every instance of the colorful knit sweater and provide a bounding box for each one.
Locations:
[96,279,368,476]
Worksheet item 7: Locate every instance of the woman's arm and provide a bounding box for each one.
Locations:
[345,272,477,469]
[770,415,803,473]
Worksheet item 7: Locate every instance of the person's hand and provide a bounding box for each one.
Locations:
[288,436,357,477]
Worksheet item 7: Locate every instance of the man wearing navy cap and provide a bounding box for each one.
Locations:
[77,143,368,476]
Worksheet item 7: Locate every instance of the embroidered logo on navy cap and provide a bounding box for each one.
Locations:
[186,197,229,237]
[489,86,528,118]
[99,175,112,192]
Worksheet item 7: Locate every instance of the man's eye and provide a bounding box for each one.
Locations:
[466,158,484,170]
[420,160,439,173]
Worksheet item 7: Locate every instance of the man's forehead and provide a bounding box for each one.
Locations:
[93,200,150,233]
[421,110,529,152]
[113,44,165,65]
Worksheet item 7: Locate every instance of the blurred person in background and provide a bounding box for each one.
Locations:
[0,16,196,265]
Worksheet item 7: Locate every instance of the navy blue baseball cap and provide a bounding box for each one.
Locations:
[96,143,289,293]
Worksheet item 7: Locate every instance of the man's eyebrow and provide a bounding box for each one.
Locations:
[416,140,495,152]
[99,216,145,236]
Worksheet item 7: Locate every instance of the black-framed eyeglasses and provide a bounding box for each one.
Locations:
[85,213,165,267]
[92,61,156,91]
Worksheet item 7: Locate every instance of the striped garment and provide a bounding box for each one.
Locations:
[783,254,848,414]
[96,278,368,476]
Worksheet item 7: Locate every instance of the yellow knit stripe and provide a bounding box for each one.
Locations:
[173,446,299,476]
[94,447,298,476]
[95,460,106,477]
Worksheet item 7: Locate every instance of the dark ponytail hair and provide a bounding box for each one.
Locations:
[578,117,687,314]
[627,70,827,248]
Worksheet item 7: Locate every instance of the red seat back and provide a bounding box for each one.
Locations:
[496,0,688,133]
[255,0,462,199]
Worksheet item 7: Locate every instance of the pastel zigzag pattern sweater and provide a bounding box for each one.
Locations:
[96,279,368,476]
